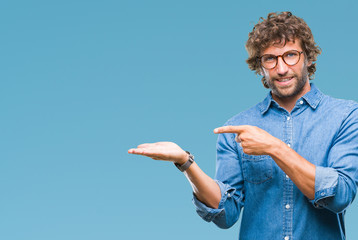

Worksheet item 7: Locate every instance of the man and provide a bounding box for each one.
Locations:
[128,12,358,239]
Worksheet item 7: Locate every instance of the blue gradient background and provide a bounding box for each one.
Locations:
[1,0,358,239]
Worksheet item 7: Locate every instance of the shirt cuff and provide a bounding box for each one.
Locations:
[310,166,338,208]
[192,180,236,222]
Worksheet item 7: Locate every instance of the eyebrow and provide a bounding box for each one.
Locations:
[262,49,302,55]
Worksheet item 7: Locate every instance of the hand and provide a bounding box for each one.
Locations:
[214,125,279,155]
[128,142,188,164]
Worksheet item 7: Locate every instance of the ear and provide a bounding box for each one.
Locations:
[305,56,312,67]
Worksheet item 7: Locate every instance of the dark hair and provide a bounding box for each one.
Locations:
[246,11,322,88]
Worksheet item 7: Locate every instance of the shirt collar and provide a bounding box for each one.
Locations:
[301,83,323,110]
[259,83,324,115]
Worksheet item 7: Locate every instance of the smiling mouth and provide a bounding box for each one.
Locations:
[276,77,293,82]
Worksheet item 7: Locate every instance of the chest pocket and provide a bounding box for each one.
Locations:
[242,153,273,184]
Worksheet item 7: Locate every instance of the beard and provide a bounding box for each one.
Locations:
[263,62,309,99]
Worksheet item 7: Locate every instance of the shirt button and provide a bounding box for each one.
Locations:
[286,174,289,179]
[285,236,290,240]
[285,204,290,209]
[321,192,326,196]
[287,116,291,121]
[287,143,291,148]
[300,100,304,105]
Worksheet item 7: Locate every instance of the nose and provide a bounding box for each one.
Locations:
[276,56,289,75]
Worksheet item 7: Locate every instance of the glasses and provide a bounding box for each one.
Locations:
[259,50,304,70]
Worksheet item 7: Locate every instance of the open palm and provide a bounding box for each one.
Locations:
[128,142,188,164]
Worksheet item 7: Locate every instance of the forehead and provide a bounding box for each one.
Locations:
[262,39,302,55]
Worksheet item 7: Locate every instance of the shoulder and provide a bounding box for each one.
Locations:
[320,95,358,118]
[322,95,358,107]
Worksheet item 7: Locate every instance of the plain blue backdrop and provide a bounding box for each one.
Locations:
[1,0,358,239]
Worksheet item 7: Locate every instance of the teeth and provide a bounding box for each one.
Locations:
[278,77,292,82]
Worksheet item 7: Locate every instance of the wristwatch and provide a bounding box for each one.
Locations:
[174,151,195,172]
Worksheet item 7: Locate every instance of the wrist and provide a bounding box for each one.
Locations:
[174,151,195,172]
[268,138,286,157]
[175,151,190,165]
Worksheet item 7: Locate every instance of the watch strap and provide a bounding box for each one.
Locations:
[174,151,194,172]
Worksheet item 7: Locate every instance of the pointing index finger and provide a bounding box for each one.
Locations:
[214,125,247,134]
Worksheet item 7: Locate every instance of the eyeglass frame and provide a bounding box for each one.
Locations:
[258,50,304,70]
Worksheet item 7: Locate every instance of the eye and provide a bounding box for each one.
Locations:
[262,55,276,62]
[285,51,299,58]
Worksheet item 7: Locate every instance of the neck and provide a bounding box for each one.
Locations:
[272,95,300,112]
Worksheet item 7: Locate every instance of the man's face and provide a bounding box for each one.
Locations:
[261,40,310,99]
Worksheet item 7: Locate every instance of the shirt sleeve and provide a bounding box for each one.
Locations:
[192,124,245,229]
[310,106,358,213]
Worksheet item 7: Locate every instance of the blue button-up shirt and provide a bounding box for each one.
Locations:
[193,84,358,240]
